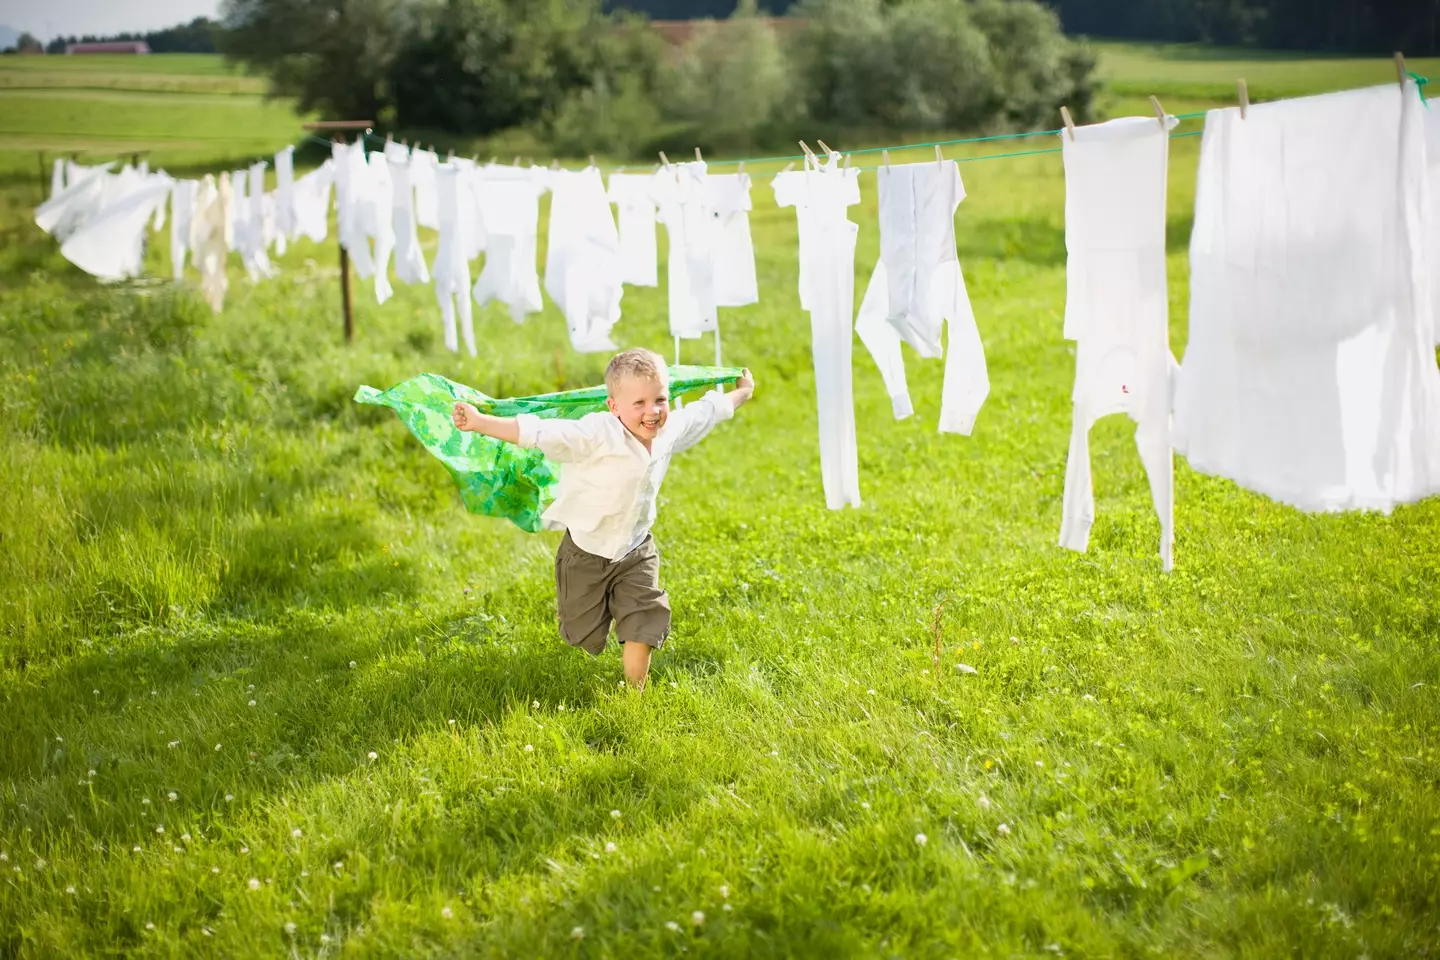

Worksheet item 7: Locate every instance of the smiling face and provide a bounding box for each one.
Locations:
[607,373,670,444]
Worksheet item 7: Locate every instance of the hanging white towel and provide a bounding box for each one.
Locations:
[472,164,547,323]
[433,163,477,356]
[545,166,624,353]
[275,145,296,241]
[774,153,863,510]
[1175,82,1440,514]
[241,162,275,281]
[170,179,198,280]
[385,141,431,286]
[60,174,173,281]
[332,140,376,280]
[412,147,440,231]
[1058,115,1179,572]
[651,160,718,339]
[35,162,116,241]
[708,172,759,308]
[607,172,659,288]
[292,161,334,243]
[367,150,396,304]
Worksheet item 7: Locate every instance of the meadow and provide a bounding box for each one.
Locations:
[1,47,1438,958]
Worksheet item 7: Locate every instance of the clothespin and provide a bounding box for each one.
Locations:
[1060,106,1076,141]
[695,147,703,162]
[659,151,670,167]
[1237,79,1249,119]
[385,132,393,144]
[513,156,520,167]
[781,162,795,173]
[737,160,745,173]
[798,141,815,160]
[1149,95,1167,129]
[816,139,833,156]
[551,158,561,170]
[401,137,408,147]
[934,144,944,163]
[1396,52,1409,90]
[883,149,890,171]
[844,153,851,169]
[588,155,596,168]
[446,149,455,162]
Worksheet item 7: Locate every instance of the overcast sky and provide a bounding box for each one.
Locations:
[0,0,220,39]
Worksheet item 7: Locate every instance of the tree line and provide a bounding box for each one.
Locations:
[27,18,220,55]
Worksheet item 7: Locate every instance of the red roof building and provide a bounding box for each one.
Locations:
[66,41,151,54]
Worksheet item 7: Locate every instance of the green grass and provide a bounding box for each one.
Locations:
[1,47,1439,958]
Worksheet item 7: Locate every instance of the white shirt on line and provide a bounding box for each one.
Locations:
[514,392,735,561]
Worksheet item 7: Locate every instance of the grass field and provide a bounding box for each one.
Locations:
[1,47,1439,957]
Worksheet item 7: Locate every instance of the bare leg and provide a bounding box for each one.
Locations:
[622,641,652,691]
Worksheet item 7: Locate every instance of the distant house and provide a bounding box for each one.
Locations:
[649,17,798,46]
[66,41,150,54]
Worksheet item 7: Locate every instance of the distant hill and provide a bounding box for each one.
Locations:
[0,25,21,50]
[605,0,794,17]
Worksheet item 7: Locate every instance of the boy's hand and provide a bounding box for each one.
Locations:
[730,369,755,410]
[452,402,481,431]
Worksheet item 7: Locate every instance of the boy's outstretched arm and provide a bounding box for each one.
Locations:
[727,368,756,412]
[452,403,519,444]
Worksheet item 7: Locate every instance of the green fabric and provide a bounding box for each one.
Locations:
[354,366,744,533]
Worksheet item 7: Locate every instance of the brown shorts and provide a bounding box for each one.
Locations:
[555,532,671,655]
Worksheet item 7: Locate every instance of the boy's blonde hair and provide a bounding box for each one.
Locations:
[605,348,668,396]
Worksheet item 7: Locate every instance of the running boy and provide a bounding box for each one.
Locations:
[451,349,755,689]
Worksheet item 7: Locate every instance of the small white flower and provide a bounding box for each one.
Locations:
[977,794,992,811]
[558,704,565,712]
[133,846,142,853]
[292,828,302,839]
[367,752,377,761]
[719,885,729,898]
[151,690,158,696]
[174,845,183,853]
[145,922,155,931]
[604,842,617,853]
[87,770,96,777]
[349,661,357,669]
[861,802,871,810]
[34,858,46,869]
[691,910,705,925]
[997,823,1012,836]
[284,922,296,935]
[723,903,732,912]
[215,744,222,751]
[181,833,191,842]
[225,794,234,802]
[248,684,255,690]
[66,885,76,894]
[248,878,260,891]
[571,926,585,940]
[665,921,681,933]
[93,689,99,695]
[55,736,63,743]
[168,740,180,749]
[867,689,877,695]
[142,798,151,805]
[167,791,178,802]
[248,700,256,707]
[915,833,928,846]
[333,861,344,870]
[320,934,332,944]
[155,825,165,834]
[1035,760,1044,768]
[240,846,249,854]
[301,871,308,877]
[610,809,622,819]
[0,853,7,862]
[524,744,534,752]
[448,719,456,726]
[441,906,453,920]
[211,866,220,874]
[956,663,978,675]
[532,700,541,709]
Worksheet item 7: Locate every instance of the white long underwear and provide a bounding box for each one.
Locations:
[708,173,759,308]
[35,162,116,241]
[170,179,198,280]
[275,145,296,241]
[1174,82,1440,514]
[432,163,477,356]
[545,167,623,353]
[60,173,173,281]
[367,151,396,304]
[857,159,989,434]
[774,153,863,510]
[332,141,376,280]
[412,147,440,231]
[1058,115,1179,572]
[1425,108,1440,347]
[607,172,659,287]
[292,161,334,243]
[515,391,734,560]
[651,161,718,339]
[243,162,275,281]
[472,164,547,323]
[385,142,431,286]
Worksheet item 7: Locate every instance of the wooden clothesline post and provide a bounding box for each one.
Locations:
[302,120,374,344]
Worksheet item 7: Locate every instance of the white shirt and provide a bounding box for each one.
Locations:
[607,172,659,287]
[515,392,734,560]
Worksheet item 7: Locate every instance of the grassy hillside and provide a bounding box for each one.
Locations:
[1,47,1437,958]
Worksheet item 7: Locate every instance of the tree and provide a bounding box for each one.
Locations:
[15,32,43,53]
[219,0,405,122]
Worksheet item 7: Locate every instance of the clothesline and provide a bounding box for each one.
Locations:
[301,113,1211,177]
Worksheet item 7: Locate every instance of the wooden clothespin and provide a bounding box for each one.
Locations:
[934,144,944,163]
[798,141,816,160]
[659,151,670,167]
[882,148,890,171]
[1060,106,1076,141]
[843,153,851,169]
[1237,79,1249,119]
[588,154,596,168]
[551,158,561,170]
[1396,52,1409,90]
[737,160,745,174]
[781,161,796,173]
[512,156,520,167]
[446,149,455,162]
[1149,95,1167,129]
[816,139,833,156]
[694,147,703,162]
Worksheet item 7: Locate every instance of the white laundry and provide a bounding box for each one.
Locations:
[774,153,863,510]
[60,173,173,281]
[606,172,659,287]
[50,158,65,199]
[433,163,477,356]
[150,178,167,234]
[275,145,296,241]
[190,173,231,313]
[708,172,759,308]
[1058,115,1179,572]
[651,161,718,339]
[227,168,248,249]
[412,147,440,231]
[472,164,547,323]
[857,159,989,434]
[169,179,198,280]
[1175,81,1440,515]
[242,162,275,281]
[545,166,624,353]
[292,161,334,243]
[385,141,431,286]
[332,140,376,280]
[1425,108,1440,347]
[367,151,396,304]
[35,162,116,241]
